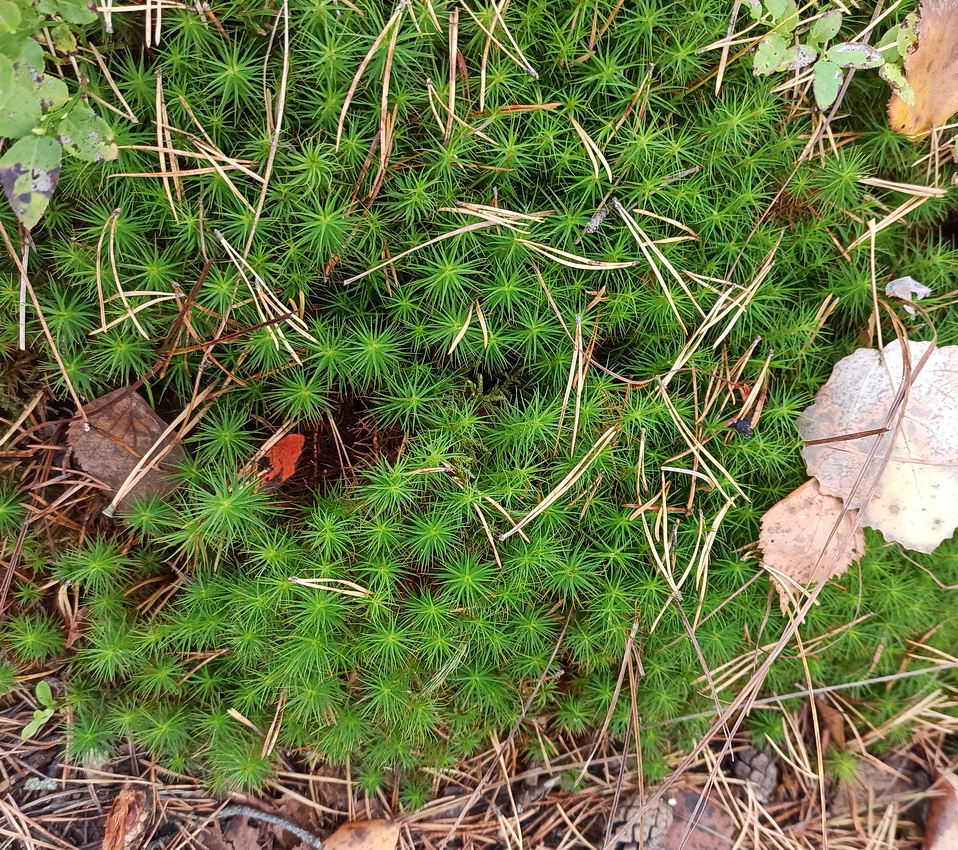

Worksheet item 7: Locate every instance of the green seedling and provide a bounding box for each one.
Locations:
[21,680,57,739]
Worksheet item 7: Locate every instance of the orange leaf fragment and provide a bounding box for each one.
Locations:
[888,0,958,136]
[758,479,865,612]
[324,820,400,850]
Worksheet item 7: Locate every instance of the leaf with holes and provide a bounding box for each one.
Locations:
[753,34,787,76]
[810,10,842,43]
[58,102,118,162]
[759,479,866,612]
[888,0,958,135]
[799,339,958,553]
[0,134,61,228]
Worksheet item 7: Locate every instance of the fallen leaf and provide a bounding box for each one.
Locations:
[758,479,866,611]
[885,275,932,314]
[223,815,269,850]
[68,387,186,510]
[659,788,738,850]
[799,339,958,554]
[832,752,925,818]
[101,787,150,850]
[257,433,304,493]
[324,820,400,850]
[925,772,958,849]
[888,0,958,136]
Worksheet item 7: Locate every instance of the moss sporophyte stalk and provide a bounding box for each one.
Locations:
[0,0,957,798]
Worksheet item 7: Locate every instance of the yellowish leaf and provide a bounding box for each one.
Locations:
[888,0,958,136]
[324,820,400,850]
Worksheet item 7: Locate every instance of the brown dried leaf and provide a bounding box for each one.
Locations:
[888,0,958,136]
[758,479,866,611]
[926,772,958,850]
[68,387,185,509]
[101,788,149,850]
[324,820,400,850]
[659,789,738,850]
[223,816,269,850]
[799,339,958,554]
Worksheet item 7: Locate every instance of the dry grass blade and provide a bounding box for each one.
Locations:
[336,1,408,150]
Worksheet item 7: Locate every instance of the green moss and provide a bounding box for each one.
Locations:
[1,0,956,793]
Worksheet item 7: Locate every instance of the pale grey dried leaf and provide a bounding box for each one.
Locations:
[799,339,958,553]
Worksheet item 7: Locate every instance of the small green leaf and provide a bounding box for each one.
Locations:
[809,10,842,43]
[897,12,919,57]
[776,0,799,33]
[1,79,43,137]
[21,707,53,738]
[753,34,787,76]
[880,62,915,106]
[36,0,58,13]
[58,102,117,162]
[0,0,21,32]
[826,41,884,69]
[36,74,67,112]
[778,43,817,71]
[35,679,52,707]
[54,0,96,24]
[764,0,787,21]
[0,133,61,227]
[50,24,77,54]
[745,0,762,20]
[813,60,843,109]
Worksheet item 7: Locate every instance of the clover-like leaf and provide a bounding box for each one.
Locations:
[53,0,96,24]
[826,41,885,69]
[810,9,842,43]
[799,339,958,554]
[753,34,787,76]
[57,101,117,162]
[897,11,920,57]
[813,60,843,109]
[0,134,61,227]
[764,0,787,21]
[50,23,77,55]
